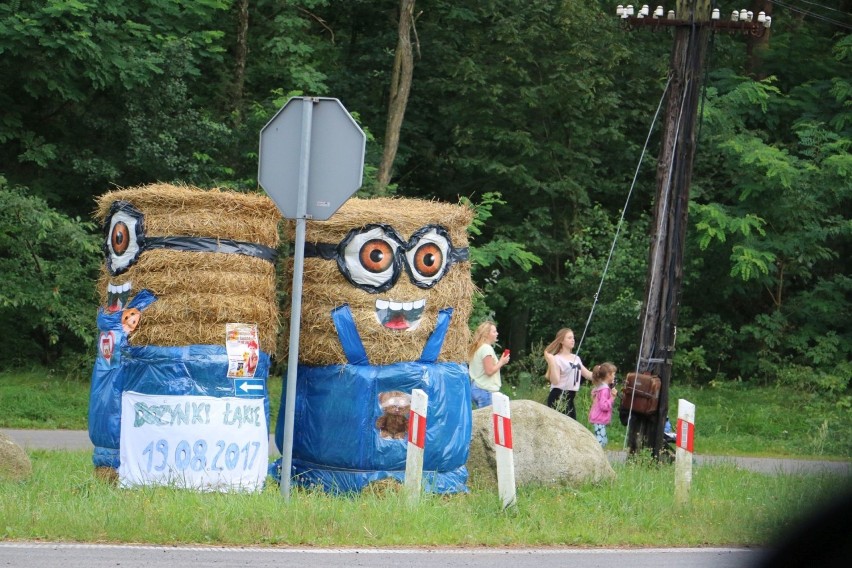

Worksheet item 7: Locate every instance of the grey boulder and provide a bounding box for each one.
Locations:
[467,399,616,486]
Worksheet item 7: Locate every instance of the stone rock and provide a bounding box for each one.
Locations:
[0,432,33,482]
[467,399,615,486]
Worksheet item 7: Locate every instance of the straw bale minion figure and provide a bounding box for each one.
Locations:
[88,184,280,475]
[274,197,475,494]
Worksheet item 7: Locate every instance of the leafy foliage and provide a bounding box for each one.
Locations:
[0,1,847,392]
[0,180,101,365]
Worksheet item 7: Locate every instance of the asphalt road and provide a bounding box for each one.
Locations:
[0,542,761,568]
[4,428,850,476]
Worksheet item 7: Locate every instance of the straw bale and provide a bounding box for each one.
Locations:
[132,318,278,350]
[95,183,281,247]
[98,251,276,301]
[284,197,473,248]
[108,257,279,348]
[94,184,282,348]
[279,197,475,366]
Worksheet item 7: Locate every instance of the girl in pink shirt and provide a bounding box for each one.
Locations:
[588,362,618,447]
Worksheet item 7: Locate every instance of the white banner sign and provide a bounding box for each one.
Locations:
[118,392,268,492]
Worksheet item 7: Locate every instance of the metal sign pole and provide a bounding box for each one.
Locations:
[280,98,315,500]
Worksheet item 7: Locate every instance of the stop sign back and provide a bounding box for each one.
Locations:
[258,97,366,220]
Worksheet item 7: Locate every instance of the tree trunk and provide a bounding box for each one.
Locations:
[377,0,416,192]
[232,0,250,125]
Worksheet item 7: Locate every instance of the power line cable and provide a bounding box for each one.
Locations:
[769,0,852,29]
[783,0,852,18]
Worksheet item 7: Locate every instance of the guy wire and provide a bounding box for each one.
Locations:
[575,75,673,357]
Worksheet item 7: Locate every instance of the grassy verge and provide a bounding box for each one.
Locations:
[1,449,848,547]
[1,367,850,459]
[508,379,851,459]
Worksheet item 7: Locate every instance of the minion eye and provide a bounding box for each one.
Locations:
[405,228,450,288]
[341,226,402,292]
[359,239,396,273]
[111,222,131,255]
[412,243,443,277]
[103,201,144,276]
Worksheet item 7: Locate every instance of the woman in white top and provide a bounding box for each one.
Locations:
[467,321,510,408]
[543,328,592,419]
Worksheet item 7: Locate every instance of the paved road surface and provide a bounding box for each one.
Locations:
[4,428,849,476]
[0,542,761,568]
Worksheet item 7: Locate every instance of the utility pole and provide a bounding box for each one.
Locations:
[619,3,772,458]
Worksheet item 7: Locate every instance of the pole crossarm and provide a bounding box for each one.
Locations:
[622,17,770,37]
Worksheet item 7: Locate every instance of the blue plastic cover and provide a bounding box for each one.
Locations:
[273,361,472,494]
[88,290,271,468]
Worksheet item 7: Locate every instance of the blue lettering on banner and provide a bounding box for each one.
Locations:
[141,438,261,474]
[223,403,262,428]
[133,401,212,427]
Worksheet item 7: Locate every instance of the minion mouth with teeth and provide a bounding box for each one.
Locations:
[274,197,475,495]
[106,281,133,313]
[375,298,426,330]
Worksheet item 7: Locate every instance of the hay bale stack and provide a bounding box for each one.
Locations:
[95,183,282,348]
[282,197,475,366]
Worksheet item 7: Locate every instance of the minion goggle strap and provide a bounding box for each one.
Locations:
[103,201,278,276]
[303,223,469,294]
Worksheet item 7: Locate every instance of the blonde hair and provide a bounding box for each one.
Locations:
[592,362,617,385]
[545,328,573,355]
[468,321,496,360]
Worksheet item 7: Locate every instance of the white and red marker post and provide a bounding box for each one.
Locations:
[492,392,517,510]
[674,398,696,505]
[404,388,428,505]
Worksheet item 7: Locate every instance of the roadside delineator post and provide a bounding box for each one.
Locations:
[674,398,695,505]
[404,389,428,504]
[492,392,516,510]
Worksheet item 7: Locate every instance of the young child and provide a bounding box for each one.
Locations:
[588,362,618,447]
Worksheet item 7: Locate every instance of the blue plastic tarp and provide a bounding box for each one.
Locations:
[273,361,472,494]
[88,290,270,468]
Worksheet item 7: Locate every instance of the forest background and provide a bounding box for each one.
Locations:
[0,1,849,419]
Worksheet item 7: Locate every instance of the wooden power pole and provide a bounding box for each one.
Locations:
[620,2,772,457]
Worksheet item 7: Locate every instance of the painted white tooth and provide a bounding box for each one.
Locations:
[402,302,413,311]
[375,299,389,310]
[389,301,403,310]
[108,283,118,293]
[123,281,132,292]
[413,299,426,309]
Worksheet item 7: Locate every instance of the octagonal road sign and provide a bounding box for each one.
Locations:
[258,96,366,220]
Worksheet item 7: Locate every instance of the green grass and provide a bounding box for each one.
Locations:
[1,449,848,547]
[2,366,850,548]
[2,367,850,459]
[0,368,92,429]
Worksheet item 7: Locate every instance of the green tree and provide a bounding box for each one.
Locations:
[0,180,101,365]
[683,25,851,384]
[0,0,231,212]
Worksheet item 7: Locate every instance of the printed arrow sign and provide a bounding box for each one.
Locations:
[235,379,265,395]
